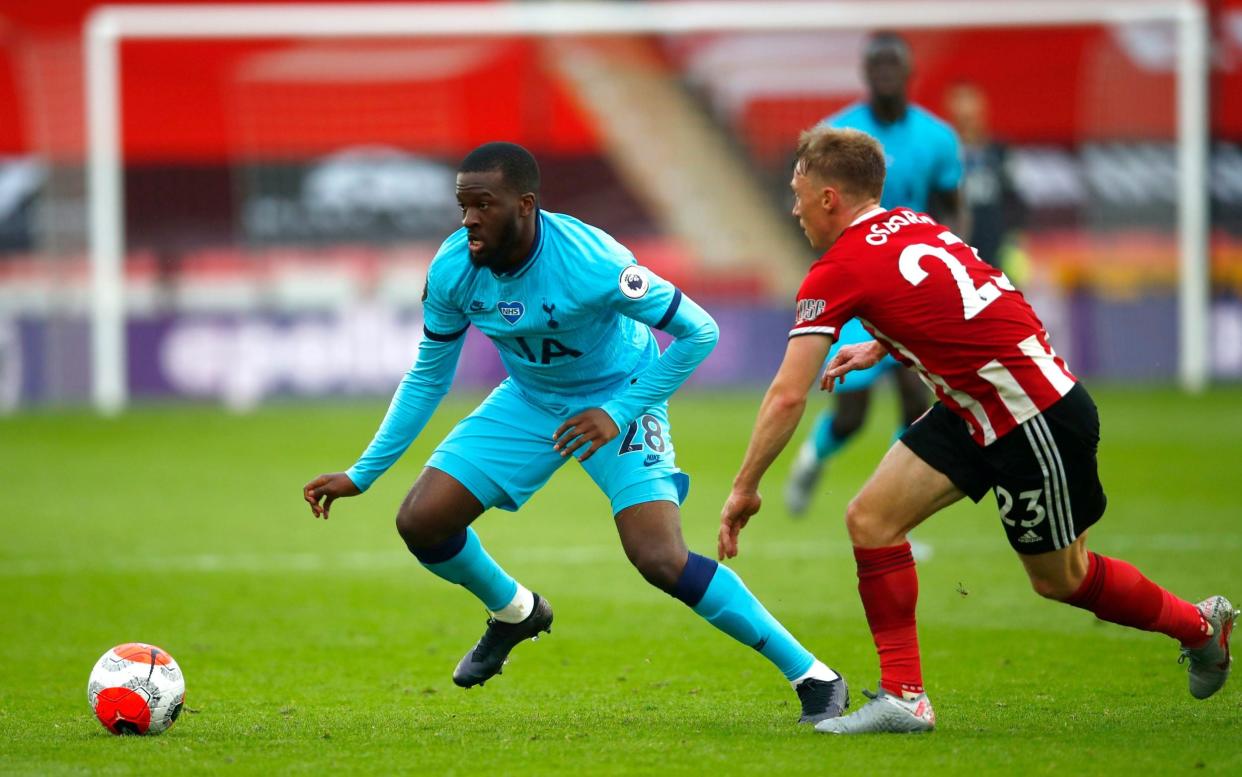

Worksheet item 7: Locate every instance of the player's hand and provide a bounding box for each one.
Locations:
[302,472,361,520]
[718,489,762,560]
[552,408,620,463]
[821,340,887,392]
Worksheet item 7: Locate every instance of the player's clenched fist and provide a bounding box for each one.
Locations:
[302,472,360,519]
[552,408,620,462]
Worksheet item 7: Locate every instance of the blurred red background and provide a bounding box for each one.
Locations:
[2,0,1241,162]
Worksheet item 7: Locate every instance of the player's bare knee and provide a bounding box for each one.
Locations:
[845,497,897,547]
[843,498,869,543]
[626,544,685,592]
[394,501,437,548]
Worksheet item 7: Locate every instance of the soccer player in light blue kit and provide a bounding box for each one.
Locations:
[303,142,848,723]
[785,31,964,516]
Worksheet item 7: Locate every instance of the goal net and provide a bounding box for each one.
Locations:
[8,1,1224,411]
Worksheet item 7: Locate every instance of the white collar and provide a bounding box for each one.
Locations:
[849,206,886,227]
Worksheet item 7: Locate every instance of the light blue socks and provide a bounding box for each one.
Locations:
[674,553,815,681]
[414,527,518,612]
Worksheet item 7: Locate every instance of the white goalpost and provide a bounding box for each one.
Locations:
[84,0,1211,414]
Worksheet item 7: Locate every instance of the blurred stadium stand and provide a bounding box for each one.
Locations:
[2,0,1241,410]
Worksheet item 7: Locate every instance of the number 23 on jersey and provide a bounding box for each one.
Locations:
[899,231,1015,320]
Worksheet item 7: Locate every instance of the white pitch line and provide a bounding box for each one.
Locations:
[1,534,1238,577]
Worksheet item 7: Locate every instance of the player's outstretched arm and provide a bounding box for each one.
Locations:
[719,334,831,559]
[554,278,717,463]
[345,334,463,491]
[595,289,719,441]
[821,339,887,392]
[303,472,361,520]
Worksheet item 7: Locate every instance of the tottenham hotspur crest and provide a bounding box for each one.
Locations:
[619,266,650,299]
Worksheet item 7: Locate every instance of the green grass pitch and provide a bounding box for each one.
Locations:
[2,387,1240,774]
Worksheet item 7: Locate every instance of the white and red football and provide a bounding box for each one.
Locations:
[86,643,186,735]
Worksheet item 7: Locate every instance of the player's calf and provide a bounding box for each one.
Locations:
[1027,570,1086,602]
[665,550,851,724]
[1021,536,1090,601]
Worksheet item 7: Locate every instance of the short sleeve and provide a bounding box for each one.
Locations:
[790,261,864,340]
[421,249,468,341]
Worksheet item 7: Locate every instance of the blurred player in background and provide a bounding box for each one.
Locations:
[946,81,1027,273]
[721,127,1236,734]
[304,142,848,724]
[785,31,963,518]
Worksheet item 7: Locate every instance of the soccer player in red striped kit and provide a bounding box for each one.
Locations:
[719,126,1236,734]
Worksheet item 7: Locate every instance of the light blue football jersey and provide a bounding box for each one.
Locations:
[345,209,717,493]
[422,210,684,409]
[824,103,962,212]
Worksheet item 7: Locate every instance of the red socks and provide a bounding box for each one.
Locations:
[855,543,923,697]
[854,546,1208,699]
[1066,552,1209,647]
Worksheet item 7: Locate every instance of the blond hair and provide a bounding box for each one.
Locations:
[794,126,886,202]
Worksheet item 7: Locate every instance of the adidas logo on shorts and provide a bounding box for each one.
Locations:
[1018,529,1042,544]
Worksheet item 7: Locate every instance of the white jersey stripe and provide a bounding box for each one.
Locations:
[877,330,997,445]
[1035,415,1076,544]
[1022,421,1066,550]
[976,359,1040,427]
[1018,334,1076,397]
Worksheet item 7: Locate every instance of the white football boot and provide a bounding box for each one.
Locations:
[814,687,935,734]
[1180,594,1238,700]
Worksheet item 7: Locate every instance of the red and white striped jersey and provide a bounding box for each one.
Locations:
[791,207,1076,446]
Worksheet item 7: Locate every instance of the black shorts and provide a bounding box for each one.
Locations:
[901,383,1108,555]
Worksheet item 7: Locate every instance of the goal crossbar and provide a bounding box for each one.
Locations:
[85,0,1211,412]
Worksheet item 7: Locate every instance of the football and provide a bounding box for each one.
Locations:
[86,643,186,735]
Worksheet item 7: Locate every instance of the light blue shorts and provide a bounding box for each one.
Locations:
[426,380,690,516]
[827,318,899,394]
